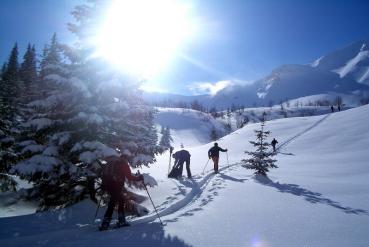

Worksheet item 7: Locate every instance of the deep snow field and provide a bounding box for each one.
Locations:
[1,104,369,247]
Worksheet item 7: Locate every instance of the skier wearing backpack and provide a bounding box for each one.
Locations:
[99,155,144,231]
[208,142,227,173]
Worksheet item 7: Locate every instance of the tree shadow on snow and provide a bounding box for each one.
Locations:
[278,152,295,156]
[0,220,193,247]
[218,173,248,183]
[254,175,369,215]
[85,222,193,247]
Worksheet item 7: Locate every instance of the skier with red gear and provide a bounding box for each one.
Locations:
[99,155,144,231]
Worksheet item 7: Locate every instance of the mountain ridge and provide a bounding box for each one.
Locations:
[143,40,369,108]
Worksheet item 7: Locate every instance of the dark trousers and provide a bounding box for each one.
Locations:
[177,160,192,178]
[104,191,125,220]
[185,161,192,178]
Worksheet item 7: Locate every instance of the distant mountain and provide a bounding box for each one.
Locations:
[143,40,369,108]
[250,64,369,103]
[311,40,369,85]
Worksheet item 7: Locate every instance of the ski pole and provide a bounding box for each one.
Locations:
[202,158,210,174]
[168,146,174,176]
[93,196,103,223]
[143,183,164,226]
[226,151,229,169]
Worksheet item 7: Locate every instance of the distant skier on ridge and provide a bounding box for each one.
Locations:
[208,142,227,173]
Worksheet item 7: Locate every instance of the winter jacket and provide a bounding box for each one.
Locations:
[172,150,191,162]
[103,158,142,194]
[208,146,227,158]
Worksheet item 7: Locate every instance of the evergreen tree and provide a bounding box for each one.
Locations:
[210,127,218,141]
[19,43,38,98]
[39,33,64,95]
[1,63,6,79]
[13,2,160,209]
[159,126,173,151]
[0,44,22,191]
[0,118,18,192]
[2,43,20,82]
[1,43,22,118]
[242,118,277,176]
[39,44,49,80]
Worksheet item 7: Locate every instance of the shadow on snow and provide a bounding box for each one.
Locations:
[254,174,368,215]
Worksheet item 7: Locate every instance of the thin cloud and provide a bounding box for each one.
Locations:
[188,80,232,96]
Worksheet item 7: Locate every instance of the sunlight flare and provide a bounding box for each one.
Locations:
[94,0,194,77]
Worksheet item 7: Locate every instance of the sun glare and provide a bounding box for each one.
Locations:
[95,0,193,77]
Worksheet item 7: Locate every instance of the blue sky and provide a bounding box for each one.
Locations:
[1,0,369,95]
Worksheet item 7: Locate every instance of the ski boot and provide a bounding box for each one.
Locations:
[116,215,130,228]
[99,217,111,231]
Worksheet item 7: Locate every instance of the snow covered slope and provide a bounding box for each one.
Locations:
[312,40,369,85]
[1,105,369,246]
[155,108,227,148]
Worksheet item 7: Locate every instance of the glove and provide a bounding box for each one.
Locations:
[225,149,228,152]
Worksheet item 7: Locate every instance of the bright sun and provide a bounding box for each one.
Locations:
[95,0,193,77]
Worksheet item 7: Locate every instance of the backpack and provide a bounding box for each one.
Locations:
[100,159,124,192]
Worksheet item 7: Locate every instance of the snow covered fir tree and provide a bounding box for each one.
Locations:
[159,126,173,152]
[0,43,23,192]
[242,115,278,176]
[210,127,218,141]
[10,3,161,209]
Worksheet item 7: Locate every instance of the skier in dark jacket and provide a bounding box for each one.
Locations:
[331,105,334,112]
[271,138,278,152]
[168,146,192,179]
[208,142,227,173]
[99,155,144,231]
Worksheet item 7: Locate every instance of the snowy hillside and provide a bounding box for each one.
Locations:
[155,108,227,147]
[1,104,369,246]
[312,40,369,85]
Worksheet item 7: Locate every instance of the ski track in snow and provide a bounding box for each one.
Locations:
[126,163,241,226]
[276,113,330,153]
[94,114,332,229]
[91,163,241,229]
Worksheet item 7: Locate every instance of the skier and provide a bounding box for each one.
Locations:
[271,138,278,152]
[208,142,227,173]
[168,145,192,179]
[331,105,334,112]
[338,105,341,111]
[99,155,144,231]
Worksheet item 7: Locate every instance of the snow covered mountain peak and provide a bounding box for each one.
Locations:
[311,40,369,85]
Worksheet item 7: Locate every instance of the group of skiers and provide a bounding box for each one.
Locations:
[331,105,341,112]
[168,142,228,179]
[98,138,279,230]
